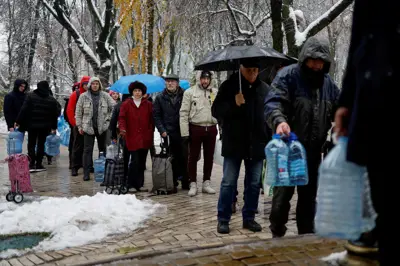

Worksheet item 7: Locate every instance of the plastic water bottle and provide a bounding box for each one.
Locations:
[45,134,61,156]
[106,142,118,159]
[60,127,70,147]
[315,136,366,240]
[362,174,377,232]
[265,134,290,186]
[6,129,24,155]
[288,133,308,186]
[94,152,106,182]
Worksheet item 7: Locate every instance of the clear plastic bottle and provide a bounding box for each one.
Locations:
[315,136,365,240]
[106,142,118,159]
[288,133,308,186]
[265,134,290,186]
[94,152,106,182]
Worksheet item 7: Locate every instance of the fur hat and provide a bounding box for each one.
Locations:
[128,81,147,95]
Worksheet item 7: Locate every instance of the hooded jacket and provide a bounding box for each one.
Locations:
[3,79,28,130]
[264,36,340,156]
[66,76,91,127]
[75,77,115,135]
[16,81,59,131]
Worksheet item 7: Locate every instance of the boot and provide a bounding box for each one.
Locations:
[217,221,230,234]
[71,167,78,176]
[243,220,262,232]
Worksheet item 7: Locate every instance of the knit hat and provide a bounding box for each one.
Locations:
[200,70,212,79]
[128,81,147,96]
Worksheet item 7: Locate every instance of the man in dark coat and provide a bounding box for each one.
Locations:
[334,0,398,264]
[153,74,189,191]
[3,79,28,132]
[212,59,270,234]
[264,36,339,237]
[16,81,60,171]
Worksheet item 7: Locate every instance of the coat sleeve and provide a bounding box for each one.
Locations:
[179,89,192,137]
[118,102,127,133]
[153,96,166,134]
[211,80,242,122]
[109,103,120,139]
[3,94,14,129]
[67,92,77,127]
[75,95,84,130]
[16,94,32,128]
[105,93,116,121]
[148,102,155,135]
[264,69,291,132]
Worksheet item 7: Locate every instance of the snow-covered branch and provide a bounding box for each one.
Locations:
[0,72,9,89]
[86,0,105,29]
[289,0,354,46]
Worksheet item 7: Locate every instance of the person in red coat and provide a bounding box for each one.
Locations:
[119,81,154,191]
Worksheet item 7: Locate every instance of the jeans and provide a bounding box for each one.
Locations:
[217,157,263,222]
[83,131,107,177]
[27,128,49,166]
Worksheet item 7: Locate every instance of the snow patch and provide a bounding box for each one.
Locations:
[0,193,166,258]
[321,251,347,265]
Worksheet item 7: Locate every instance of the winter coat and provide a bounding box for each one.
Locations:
[16,81,59,131]
[75,77,115,135]
[264,36,340,155]
[212,73,270,160]
[109,94,130,139]
[118,98,154,151]
[153,88,184,138]
[180,84,218,137]
[3,79,28,130]
[66,76,91,127]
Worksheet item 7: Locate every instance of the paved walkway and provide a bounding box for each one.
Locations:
[0,137,326,266]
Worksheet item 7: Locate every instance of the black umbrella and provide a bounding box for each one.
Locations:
[194,45,292,71]
[194,45,294,93]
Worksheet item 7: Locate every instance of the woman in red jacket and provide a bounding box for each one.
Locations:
[118,81,154,191]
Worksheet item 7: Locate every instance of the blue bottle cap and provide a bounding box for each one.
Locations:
[272,134,281,139]
[289,132,298,141]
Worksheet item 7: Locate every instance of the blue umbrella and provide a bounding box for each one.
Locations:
[179,80,190,90]
[110,74,165,94]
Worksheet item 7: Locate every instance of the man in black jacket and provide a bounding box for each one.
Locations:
[153,74,189,191]
[212,59,270,234]
[16,81,60,171]
[264,36,339,237]
[3,79,28,132]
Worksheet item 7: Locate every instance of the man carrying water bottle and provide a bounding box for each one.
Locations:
[264,36,340,237]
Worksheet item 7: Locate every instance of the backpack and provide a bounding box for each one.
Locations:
[65,89,80,126]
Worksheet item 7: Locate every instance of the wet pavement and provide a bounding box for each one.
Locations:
[0,135,377,266]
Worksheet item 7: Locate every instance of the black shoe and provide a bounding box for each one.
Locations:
[47,156,52,165]
[83,176,90,181]
[29,162,36,170]
[181,183,190,190]
[71,167,78,176]
[345,231,378,256]
[217,221,230,234]
[35,164,46,171]
[100,182,106,187]
[243,220,262,232]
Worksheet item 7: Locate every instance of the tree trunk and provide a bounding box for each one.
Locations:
[282,0,298,57]
[27,0,41,85]
[146,0,155,74]
[43,9,52,82]
[67,32,77,82]
[270,0,283,53]
[166,29,176,74]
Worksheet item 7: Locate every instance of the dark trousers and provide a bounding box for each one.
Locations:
[188,124,217,183]
[122,140,129,178]
[68,126,74,167]
[269,154,320,236]
[71,126,84,169]
[127,149,148,189]
[27,128,49,166]
[83,131,107,177]
[164,136,188,187]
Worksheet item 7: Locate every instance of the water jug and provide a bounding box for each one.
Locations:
[288,133,308,186]
[60,127,70,147]
[6,129,24,155]
[94,152,106,182]
[362,173,377,232]
[315,137,366,240]
[106,142,118,159]
[265,134,290,186]
[45,134,61,156]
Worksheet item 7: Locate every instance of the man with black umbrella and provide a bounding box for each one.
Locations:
[212,58,270,234]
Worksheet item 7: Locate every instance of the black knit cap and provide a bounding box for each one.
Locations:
[200,70,212,79]
[128,81,147,96]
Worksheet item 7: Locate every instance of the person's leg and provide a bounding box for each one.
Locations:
[96,130,107,155]
[295,155,320,234]
[169,136,185,187]
[27,129,38,169]
[269,186,295,237]
[36,129,48,169]
[202,126,217,193]
[68,126,74,169]
[217,157,242,233]
[72,126,84,175]
[123,140,130,179]
[82,133,95,180]
[187,127,202,195]
[128,150,141,190]
[138,149,148,188]
[242,159,263,231]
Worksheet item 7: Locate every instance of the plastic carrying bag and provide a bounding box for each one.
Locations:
[213,139,223,166]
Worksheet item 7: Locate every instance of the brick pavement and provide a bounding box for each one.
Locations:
[0,135,300,266]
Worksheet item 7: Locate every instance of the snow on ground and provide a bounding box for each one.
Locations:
[321,251,347,265]
[0,193,166,258]
[0,117,7,134]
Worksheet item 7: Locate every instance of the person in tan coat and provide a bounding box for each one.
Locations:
[180,70,218,197]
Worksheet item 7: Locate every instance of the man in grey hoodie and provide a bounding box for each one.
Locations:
[75,77,115,181]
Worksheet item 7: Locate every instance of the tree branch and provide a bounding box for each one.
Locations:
[86,0,104,29]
